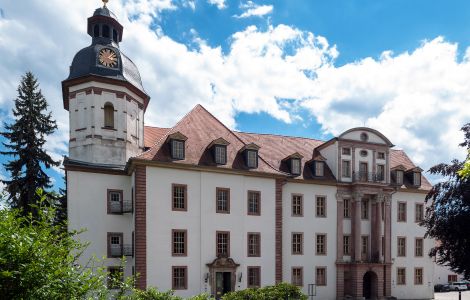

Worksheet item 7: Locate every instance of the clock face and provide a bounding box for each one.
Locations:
[98,48,118,68]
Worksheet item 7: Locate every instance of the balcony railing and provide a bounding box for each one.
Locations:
[352,171,386,184]
[109,200,133,214]
[110,244,134,257]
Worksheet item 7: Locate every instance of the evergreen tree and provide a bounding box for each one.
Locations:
[0,72,60,216]
[423,123,470,278]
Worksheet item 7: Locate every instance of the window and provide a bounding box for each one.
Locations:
[216,188,230,213]
[171,139,185,160]
[292,233,303,255]
[172,184,187,211]
[102,25,110,38]
[104,102,114,128]
[413,172,421,186]
[397,237,406,257]
[292,267,303,286]
[113,29,118,42]
[107,189,123,214]
[292,194,303,216]
[397,268,406,285]
[214,145,227,165]
[316,196,326,217]
[316,234,326,255]
[378,152,385,159]
[291,158,301,175]
[216,231,230,256]
[246,150,258,168]
[343,199,351,218]
[396,170,404,185]
[361,236,369,260]
[414,268,426,285]
[360,132,369,142]
[314,161,324,177]
[107,232,122,257]
[377,164,385,181]
[398,202,407,222]
[342,147,351,155]
[343,235,351,255]
[172,266,187,290]
[107,267,123,289]
[381,236,385,256]
[361,200,369,219]
[360,150,368,157]
[415,203,424,222]
[247,267,261,288]
[247,233,261,257]
[172,230,187,256]
[415,238,423,257]
[316,267,326,286]
[93,24,100,37]
[449,275,458,283]
[342,160,351,178]
[247,191,261,215]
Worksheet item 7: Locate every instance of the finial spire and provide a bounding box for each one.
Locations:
[102,0,109,8]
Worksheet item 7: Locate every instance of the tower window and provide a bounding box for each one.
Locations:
[113,29,118,42]
[103,25,110,38]
[93,24,100,37]
[104,102,114,129]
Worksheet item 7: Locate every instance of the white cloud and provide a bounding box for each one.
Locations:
[207,0,226,9]
[0,0,468,186]
[234,1,273,18]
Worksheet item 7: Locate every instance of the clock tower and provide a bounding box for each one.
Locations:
[62,1,150,166]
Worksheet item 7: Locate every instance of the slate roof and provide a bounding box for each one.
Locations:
[141,104,431,189]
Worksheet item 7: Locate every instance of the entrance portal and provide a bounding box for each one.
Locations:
[216,272,232,298]
[363,271,378,300]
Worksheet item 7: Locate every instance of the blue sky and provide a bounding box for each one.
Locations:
[1,0,470,191]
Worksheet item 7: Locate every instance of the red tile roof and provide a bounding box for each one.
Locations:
[141,105,431,189]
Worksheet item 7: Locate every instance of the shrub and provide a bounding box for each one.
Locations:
[221,282,307,300]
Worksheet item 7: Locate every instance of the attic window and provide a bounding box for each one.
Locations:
[246,150,258,169]
[214,145,227,165]
[360,150,368,157]
[396,170,404,185]
[290,158,301,175]
[360,132,369,142]
[413,172,421,186]
[342,148,351,155]
[171,139,185,160]
[314,161,324,177]
[378,152,385,159]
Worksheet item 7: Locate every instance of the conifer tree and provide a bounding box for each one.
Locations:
[0,72,60,216]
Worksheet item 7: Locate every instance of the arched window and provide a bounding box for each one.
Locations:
[104,102,114,128]
[93,24,100,37]
[113,29,118,42]
[103,25,110,38]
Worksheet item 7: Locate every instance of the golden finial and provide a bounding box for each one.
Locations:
[102,0,109,8]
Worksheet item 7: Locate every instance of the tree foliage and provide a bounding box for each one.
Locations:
[0,72,60,216]
[423,122,470,278]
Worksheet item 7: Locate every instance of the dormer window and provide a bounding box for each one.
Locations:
[314,161,324,177]
[377,152,385,159]
[241,143,260,169]
[246,150,258,168]
[342,148,351,155]
[413,172,421,186]
[214,145,227,165]
[171,140,185,160]
[290,158,301,175]
[396,170,404,185]
[167,132,188,160]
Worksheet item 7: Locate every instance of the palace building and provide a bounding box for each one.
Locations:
[63,3,435,299]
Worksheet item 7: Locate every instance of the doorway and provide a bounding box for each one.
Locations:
[363,271,378,300]
[215,272,232,299]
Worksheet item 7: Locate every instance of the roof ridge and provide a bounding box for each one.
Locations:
[144,125,170,129]
[235,130,326,143]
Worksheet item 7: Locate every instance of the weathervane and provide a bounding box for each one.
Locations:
[102,0,109,8]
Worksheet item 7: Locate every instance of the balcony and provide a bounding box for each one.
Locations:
[109,200,133,214]
[352,171,386,184]
[110,244,134,257]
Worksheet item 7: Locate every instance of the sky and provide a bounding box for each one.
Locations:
[0,0,470,190]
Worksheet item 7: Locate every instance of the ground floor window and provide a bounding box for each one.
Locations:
[107,266,123,289]
[247,266,261,288]
[292,267,303,286]
[316,267,327,286]
[397,268,406,285]
[172,266,187,290]
[414,268,423,285]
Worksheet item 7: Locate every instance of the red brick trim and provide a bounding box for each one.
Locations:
[275,178,284,283]
[134,165,147,289]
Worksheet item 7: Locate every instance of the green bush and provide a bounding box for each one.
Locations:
[221,282,307,300]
